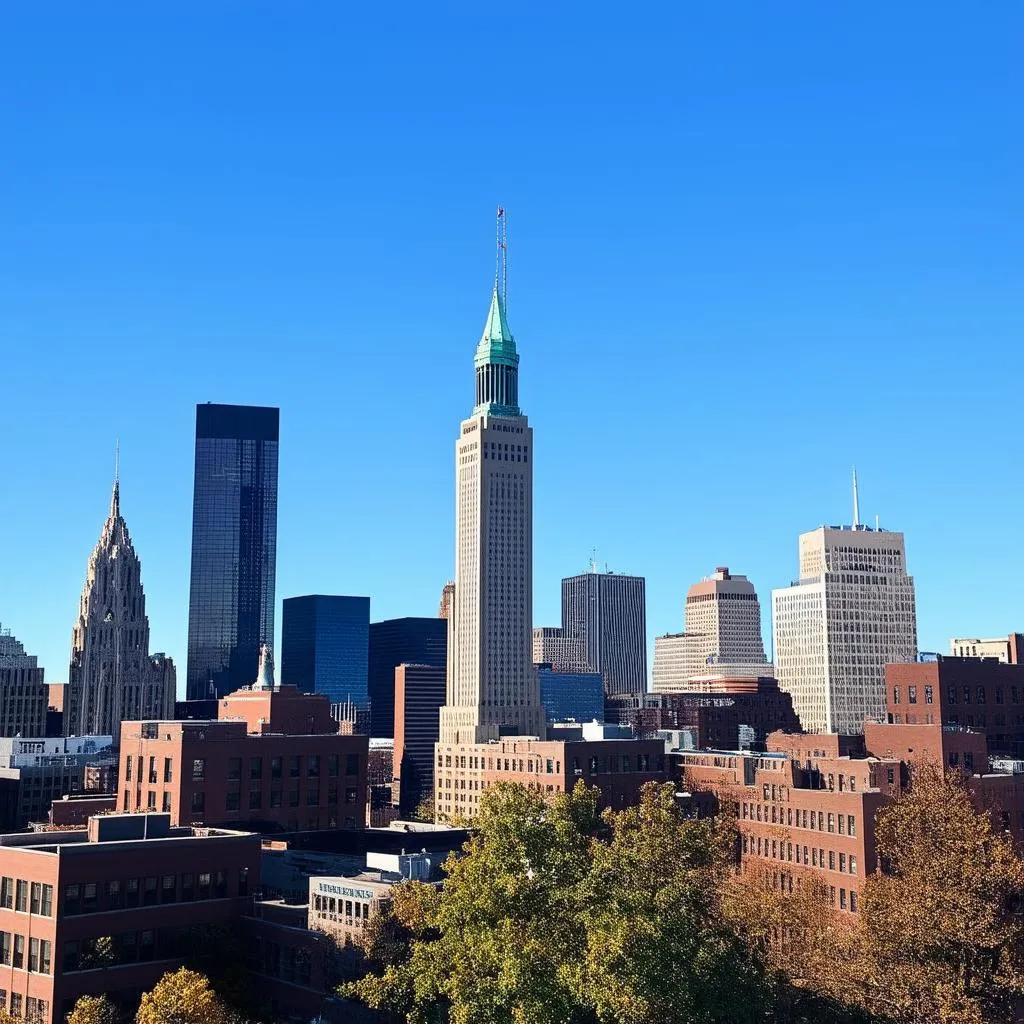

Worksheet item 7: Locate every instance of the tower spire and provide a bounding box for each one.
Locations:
[495,205,507,306]
[111,440,121,518]
[852,465,860,529]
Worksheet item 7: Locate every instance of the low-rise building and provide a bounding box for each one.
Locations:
[0,812,259,1024]
[117,655,368,832]
[949,634,1024,663]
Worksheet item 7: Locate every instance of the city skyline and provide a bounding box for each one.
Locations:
[3,6,1021,690]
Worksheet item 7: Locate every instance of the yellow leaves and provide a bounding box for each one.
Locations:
[68,996,120,1024]
[135,968,231,1024]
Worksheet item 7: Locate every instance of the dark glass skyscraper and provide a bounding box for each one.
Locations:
[561,570,647,695]
[281,595,370,716]
[368,617,447,738]
[185,403,279,699]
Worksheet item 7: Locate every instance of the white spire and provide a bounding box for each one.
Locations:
[253,643,275,690]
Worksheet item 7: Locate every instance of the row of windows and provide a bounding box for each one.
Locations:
[311,894,371,921]
[63,868,247,915]
[742,802,857,837]
[0,934,52,973]
[744,834,858,876]
[128,783,360,814]
[944,684,1021,706]
[0,880,52,916]
[0,991,47,1022]
[127,753,358,784]
[439,753,661,774]
[64,926,210,972]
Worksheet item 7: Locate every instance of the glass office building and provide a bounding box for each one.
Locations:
[281,595,371,720]
[185,403,279,699]
[367,617,447,738]
[537,668,605,724]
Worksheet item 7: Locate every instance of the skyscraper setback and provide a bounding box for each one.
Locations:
[186,403,279,699]
[65,478,175,736]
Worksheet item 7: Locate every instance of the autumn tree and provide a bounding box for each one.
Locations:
[68,994,121,1024]
[343,781,793,1024]
[846,765,1024,1024]
[136,967,230,1024]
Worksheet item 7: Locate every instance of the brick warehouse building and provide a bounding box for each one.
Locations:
[678,741,903,914]
[881,656,1024,758]
[118,681,368,832]
[0,813,259,1024]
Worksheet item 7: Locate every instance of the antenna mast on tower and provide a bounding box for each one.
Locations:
[496,206,507,307]
[852,465,860,529]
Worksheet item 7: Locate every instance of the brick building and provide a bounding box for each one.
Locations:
[605,676,802,750]
[436,725,668,821]
[0,812,259,1024]
[678,740,902,914]
[881,656,1024,758]
[117,683,368,832]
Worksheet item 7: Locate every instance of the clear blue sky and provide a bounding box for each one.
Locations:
[2,3,1021,694]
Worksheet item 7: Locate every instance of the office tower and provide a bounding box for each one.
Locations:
[537,668,604,724]
[532,626,591,673]
[393,663,446,815]
[772,511,918,734]
[949,634,1024,664]
[561,569,647,694]
[652,567,772,691]
[438,261,544,751]
[185,403,279,699]
[0,624,48,737]
[65,478,176,736]
[281,595,370,723]
[368,618,447,738]
[438,581,455,619]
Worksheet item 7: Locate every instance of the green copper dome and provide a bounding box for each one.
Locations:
[474,287,519,369]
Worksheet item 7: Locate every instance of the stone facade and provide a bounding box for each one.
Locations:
[64,482,175,738]
[0,625,48,738]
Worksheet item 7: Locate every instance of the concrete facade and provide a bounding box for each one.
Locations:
[0,627,47,739]
[772,525,917,734]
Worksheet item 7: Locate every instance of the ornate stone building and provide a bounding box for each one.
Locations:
[64,479,176,737]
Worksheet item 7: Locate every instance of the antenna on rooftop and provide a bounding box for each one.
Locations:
[852,465,860,529]
[495,206,508,307]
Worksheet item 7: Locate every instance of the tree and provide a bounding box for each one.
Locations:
[136,967,229,1024]
[846,765,1024,1024]
[68,995,121,1024]
[343,781,786,1024]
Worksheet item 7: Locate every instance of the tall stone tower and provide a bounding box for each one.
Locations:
[438,231,544,746]
[65,476,176,737]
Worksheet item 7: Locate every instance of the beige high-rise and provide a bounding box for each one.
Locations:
[772,525,917,734]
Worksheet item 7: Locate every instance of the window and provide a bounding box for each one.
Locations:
[250,757,263,780]
[908,686,917,704]
[10,995,21,1019]
[964,686,971,704]
[850,856,857,875]
[948,686,957,705]
[272,756,283,779]
[965,752,974,772]
[828,851,835,870]
[144,877,158,906]
[39,884,52,917]
[307,755,320,777]
[289,789,300,807]
[306,787,319,807]
[29,883,41,915]
[161,875,176,903]
[977,687,986,704]
[270,789,282,808]
[15,881,27,913]
[125,756,132,781]
[0,932,10,965]
[827,813,835,833]
[886,768,895,786]
[925,686,934,705]
[850,891,858,913]
[126,878,139,908]
[838,815,845,835]
[181,873,194,902]
[140,931,155,962]
[28,938,40,972]
[192,791,205,813]
[345,788,358,804]
[840,888,847,910]
[0,878,12,909]
[226,791,240,811]
[192,759,206,781]
[848,815,856,837]
[228,758,242,781]
[215,871,227,898]
[197,872,211,900]
[290,756,301,777]
[147,791,156,810]
[163,757,173,782]
[250,790,263,810]
[239,867,249,898]
[63,884,80,915]
[328,755,339,777]
[163,792,172,812]
[892,687,900,705]
[839,853,846,872]
[106,880,122,910]
[327,781,338,805]
[13,935,24,969]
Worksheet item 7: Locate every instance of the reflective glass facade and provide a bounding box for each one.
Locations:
[537,668,605,724]
[368,617,447,738]
[185,404,279,699]
[281,595,370,716]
